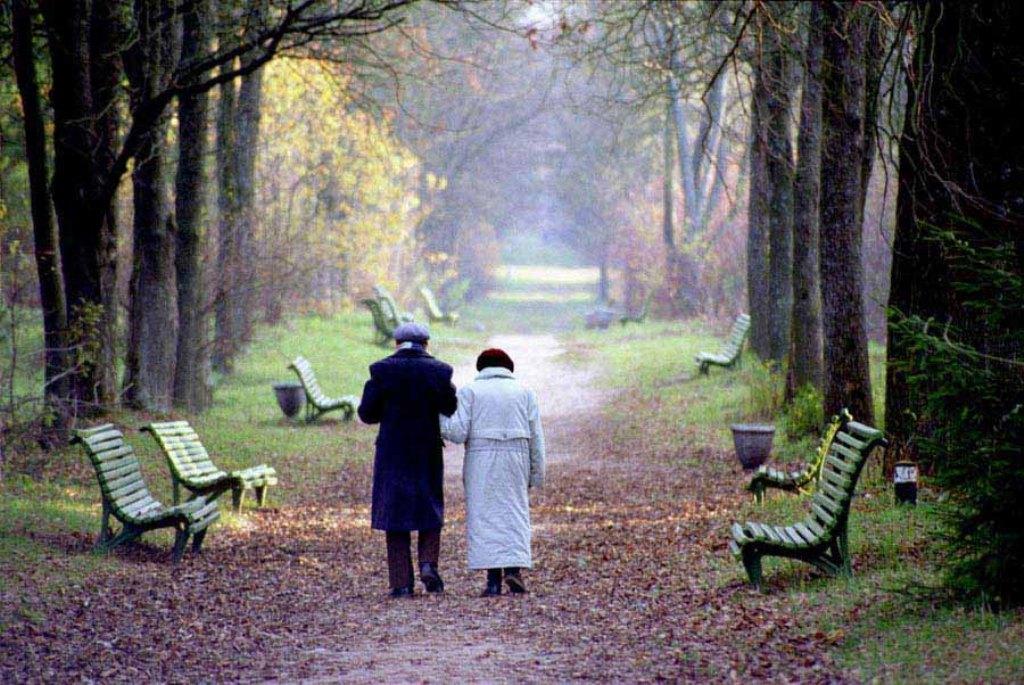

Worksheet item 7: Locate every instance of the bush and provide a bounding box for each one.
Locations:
[896,236,1024,608]
[785,384,824,438]
[744,360,783,421]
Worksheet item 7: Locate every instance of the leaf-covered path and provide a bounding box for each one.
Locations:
[1,332,847,683]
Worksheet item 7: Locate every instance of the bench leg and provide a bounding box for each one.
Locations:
[96,501,114,550]
[741,548,763,590]
[255,485,268,507]
[191,528,208,554]
[232,486,245,512]
[172,479,181,505]
[836,530,852,577]
[171,527,189,563]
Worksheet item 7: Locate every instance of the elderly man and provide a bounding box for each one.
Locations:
[358,322,457,598]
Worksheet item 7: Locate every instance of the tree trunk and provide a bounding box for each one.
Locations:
[746,31,772,360]
[231,62,265,344]
[42,0,119,412]
[787,1,825,396]
[858,11,883,222]
[173,0,213,411]
[662,96,678,307]
[213,64,239,374]
[12,0,68,407]
[885,0,1024,467]
[122,0,180,412]
[819,1,874,424]
[765,26,796,364]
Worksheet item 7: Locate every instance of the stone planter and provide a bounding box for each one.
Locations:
[730,423,775,471]
[273,381,306,419]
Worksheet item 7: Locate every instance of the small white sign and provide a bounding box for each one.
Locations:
[894,465,918,484]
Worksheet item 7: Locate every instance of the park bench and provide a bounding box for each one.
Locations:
[419,286,459,324]
[142,420,277,512]
[288,355,360,422]
[696,313,751,374]
[620,292,653,325]
[747,409,852,504]
[72,423,220,562]
[729,420,887,588]
[373,285,414,327]
[362,297,396,345]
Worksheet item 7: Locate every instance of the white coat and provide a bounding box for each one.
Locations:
[441,367,545,569]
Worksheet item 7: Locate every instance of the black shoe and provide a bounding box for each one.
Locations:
[420,562,444,593]
[504,570,527,595]
[481,569,502,597]
[389,586,414,599]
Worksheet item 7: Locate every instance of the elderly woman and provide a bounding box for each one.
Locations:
[442,348,545,596]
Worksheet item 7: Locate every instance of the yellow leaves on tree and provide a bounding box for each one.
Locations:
[256,59,421,306]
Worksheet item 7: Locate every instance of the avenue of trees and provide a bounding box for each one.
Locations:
[0,0,1021,602]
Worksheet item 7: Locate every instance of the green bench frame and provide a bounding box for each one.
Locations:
[373,285,414,327]
[142,420,278,512]
[419,286,459,324]
[747,409,852,504]
[72,424,220,562]
[361,297,396,346]
[696,313,751,374]
[620,292,653,325]
[729,420,887,588]
[288,355,359,422]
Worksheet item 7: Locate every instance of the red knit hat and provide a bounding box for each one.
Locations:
[476,348,514,373]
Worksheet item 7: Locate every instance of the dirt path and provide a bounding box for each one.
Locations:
[445,333,602,477]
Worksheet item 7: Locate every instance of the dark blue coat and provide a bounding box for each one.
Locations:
[358,346,457,531]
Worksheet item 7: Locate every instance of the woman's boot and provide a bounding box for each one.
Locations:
[504,567,527,594]
[481,568,502,597]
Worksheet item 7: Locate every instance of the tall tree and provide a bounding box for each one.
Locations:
[885,0,1024,464]
[173,0,213,410]
[764,20,796,364]
[42,0,121,411]
[818,1,874,424]
[123,0,181,411]
[213,59,239,374]
[787,1,825,396]
[11,0,68,407]
[746,38,771,360]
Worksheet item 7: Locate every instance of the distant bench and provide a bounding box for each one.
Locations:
[289,355,359,422]
[696,313,750,374]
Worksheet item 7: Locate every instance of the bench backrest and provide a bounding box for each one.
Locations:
[141,420,221,486]
[419,286,444,319]
[361,298,394,335]
[800,408,853,483]
[373,285,401,326]
[72,424,161,524]
[289,355,331,408]
[718,313,751,358]
[802,420,886,540]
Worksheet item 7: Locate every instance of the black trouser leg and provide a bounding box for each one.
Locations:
[386,531,413,590]
[503,566,520,577]
[418,527,441,567]
[487,568,502,583]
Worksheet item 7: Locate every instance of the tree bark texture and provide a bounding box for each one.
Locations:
[819,1,874,424]
[12,0,68,404]
[213,64,239,374]
[885,0,1024,465]
[746,27,772,360]
[173,0,213,410]
[764,25,796,365]
[788,1,825,396]
[123,0,180,412]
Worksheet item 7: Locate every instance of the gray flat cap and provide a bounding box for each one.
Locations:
[394,321,430,343]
